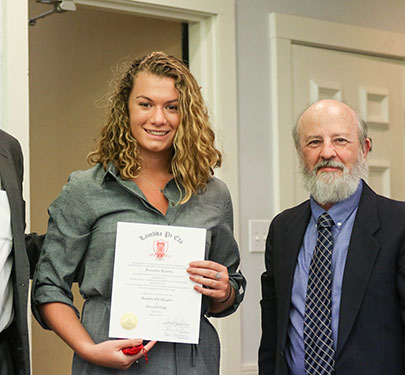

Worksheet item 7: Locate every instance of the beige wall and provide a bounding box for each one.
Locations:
[29,1,181,373]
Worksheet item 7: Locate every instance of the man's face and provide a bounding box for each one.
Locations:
[297,100,371,207]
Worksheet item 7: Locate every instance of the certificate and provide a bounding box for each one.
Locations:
[109,222,206,344]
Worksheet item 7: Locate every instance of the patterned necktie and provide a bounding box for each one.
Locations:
[304,212,335,375]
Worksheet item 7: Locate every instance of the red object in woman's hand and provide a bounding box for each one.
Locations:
[122,345,143,355]
[122,344,148,363]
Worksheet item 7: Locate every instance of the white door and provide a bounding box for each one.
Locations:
[292,44,405,204]
[270,14,405,214]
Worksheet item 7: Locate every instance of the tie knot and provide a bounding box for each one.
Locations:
[318,212,334,229]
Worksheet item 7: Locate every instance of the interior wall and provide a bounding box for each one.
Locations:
[29,2,181,373]
[235,0,405,370]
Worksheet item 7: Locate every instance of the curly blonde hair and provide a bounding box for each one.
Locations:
[88,52,222,203]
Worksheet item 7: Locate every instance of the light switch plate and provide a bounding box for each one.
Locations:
[248,219,270,253]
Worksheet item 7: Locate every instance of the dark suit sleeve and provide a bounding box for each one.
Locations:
[25,234,44,278]
[397,234,405,367]
[259,220,278,375]
[10,133,45,278]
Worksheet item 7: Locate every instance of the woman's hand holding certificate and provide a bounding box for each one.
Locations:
[187,260,236,313]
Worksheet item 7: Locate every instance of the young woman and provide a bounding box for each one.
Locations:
[32,52,246,375]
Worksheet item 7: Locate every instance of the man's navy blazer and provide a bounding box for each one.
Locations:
[259,182,405,375]
[0,130,42,375]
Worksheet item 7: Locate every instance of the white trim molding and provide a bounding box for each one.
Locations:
[4,0,31,227]
[242,363,258,375]
[270,13,405,59]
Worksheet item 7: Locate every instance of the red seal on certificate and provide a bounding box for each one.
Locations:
[153,239,168,259]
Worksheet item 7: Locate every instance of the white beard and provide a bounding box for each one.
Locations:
[300,155,368,206]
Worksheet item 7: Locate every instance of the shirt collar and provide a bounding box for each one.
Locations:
[101,162,119,184]
[310,179,363,229]
[100,162,184,204]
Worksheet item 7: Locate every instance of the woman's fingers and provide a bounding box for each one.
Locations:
[187,260,230,301]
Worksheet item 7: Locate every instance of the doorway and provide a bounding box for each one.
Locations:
[29,2,183,373]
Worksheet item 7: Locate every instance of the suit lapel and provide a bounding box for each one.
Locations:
[336,184,380,357]
[278,202,311,349]
[0,145,24,237]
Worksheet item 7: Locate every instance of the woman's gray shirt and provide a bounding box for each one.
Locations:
[32,163,246,375]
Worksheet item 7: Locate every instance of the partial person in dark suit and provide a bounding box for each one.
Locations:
[0,129,43,375]
[259,99,405,375]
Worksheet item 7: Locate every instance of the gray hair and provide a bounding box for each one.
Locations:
[292,101,369,151]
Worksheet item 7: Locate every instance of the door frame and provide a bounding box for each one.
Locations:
[270,12,405,214]
[6,1,240,374]
[2,1,31,202]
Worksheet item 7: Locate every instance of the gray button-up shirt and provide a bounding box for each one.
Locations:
[33,163,245,375]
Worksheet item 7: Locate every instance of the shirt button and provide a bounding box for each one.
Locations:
[337,222,342,227]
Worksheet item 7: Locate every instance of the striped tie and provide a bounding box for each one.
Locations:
[304,212,335,375]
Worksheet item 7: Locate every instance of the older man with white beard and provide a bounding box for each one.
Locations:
[259,99,405,375]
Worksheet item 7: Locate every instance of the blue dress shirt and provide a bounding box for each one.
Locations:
[286,181,363,374]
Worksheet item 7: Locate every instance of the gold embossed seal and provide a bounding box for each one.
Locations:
[120,313,138,330]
